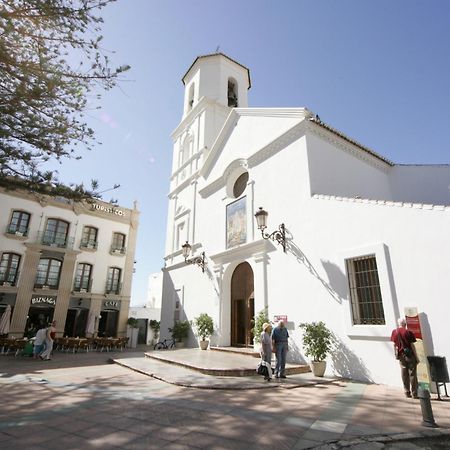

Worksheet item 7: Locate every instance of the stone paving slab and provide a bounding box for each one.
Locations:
[114,355,335,390]
[2,349,450,449]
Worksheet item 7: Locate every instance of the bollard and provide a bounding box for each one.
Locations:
[418,387,438,428]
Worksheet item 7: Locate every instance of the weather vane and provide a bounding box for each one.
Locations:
[215,45,220,53]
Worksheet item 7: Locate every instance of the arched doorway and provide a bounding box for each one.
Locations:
[231,262,254,347]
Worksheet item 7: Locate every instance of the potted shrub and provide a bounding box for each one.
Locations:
[252,308,269,345]
[169,320,190,348]
[126,317,139,348]
[299,321,333,377]
[149,319,160,345]
[193,313,214,350]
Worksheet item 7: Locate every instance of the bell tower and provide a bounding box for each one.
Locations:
[165,53,251,260]
[181,52,251,118]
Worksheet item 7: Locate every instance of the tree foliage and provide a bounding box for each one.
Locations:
[252,308,270,344]
[0,0,129,199]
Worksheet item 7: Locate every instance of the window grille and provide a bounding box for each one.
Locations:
[346,255,385,325]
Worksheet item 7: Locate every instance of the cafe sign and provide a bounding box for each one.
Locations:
[31,295,56,306]
[103,300,120,309]
[92,203,125,217]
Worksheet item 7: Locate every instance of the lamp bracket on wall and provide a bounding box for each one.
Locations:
[254,207,286,252]
[181,241,206,273]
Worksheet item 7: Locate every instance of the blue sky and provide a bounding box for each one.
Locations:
[49,1,450,305]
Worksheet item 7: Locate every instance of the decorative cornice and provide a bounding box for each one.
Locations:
[200,108,312,179]
[168,171,200,198]
[199,158,248,198]
[312,193,450,211]
[247,121,307,168]
[171,97,230,141]
[209,239,275,265]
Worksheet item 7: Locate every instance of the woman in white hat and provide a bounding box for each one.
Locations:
[260,323,273,381]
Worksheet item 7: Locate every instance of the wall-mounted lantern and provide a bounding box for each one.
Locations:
[254,207,286,252]
[181,241,206,273]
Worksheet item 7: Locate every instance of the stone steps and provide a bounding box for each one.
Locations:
[145,348,310,377]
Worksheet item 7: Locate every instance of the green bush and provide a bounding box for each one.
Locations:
[193,313,214,340]
[149,320,160,338]
[127,317,139,328]
[252,308,270,344]
[299,321,333,361]
[169,320,190,342]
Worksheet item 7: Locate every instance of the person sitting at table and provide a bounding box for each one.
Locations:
[33,325,47,359]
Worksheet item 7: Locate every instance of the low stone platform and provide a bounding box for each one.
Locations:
[210,346,260,358]
[112,348,334,390]
[145,347,310,376]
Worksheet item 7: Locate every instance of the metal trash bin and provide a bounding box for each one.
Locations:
[427,356,449,400]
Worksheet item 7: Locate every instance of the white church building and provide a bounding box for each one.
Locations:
[160,53,450,386]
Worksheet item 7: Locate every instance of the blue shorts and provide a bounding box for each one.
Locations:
[33,344,44,355]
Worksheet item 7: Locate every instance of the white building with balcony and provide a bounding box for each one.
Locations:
[159,52,450,386]
[0,187,139,338]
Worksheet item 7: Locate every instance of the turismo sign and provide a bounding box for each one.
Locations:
[91,203,125,217]
[31,295,57,306]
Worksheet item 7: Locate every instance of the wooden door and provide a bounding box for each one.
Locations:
[231,262,255,347]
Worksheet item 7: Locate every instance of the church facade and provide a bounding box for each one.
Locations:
[160,53,450,386]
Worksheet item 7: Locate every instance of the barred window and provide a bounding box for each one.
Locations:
[346,255,385,325]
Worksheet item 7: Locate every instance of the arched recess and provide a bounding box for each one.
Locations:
[227,77,238,107]
[230,262,254,347]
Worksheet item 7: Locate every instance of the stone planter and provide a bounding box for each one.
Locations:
[175,341,185,349]
[310,360,326,377]
[199,340,209,350]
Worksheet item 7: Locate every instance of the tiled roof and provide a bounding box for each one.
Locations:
[309,116,394,166]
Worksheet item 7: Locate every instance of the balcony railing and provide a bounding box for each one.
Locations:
[34,282,59,290]
[105,282,122,295]
[80,239,98,250]
[73,277,93,293]
[6,225,28,237]
[110,246,126,255]
[38,231,74,249]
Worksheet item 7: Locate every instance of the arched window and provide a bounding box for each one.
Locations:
[74,263,93,292]
[43,218,69,247]
[0,252,21,286]
[228,78,238,107]
[8,210,31,236]
[187,83,195,111]
[106,267,122,294]
[35,258,62,289]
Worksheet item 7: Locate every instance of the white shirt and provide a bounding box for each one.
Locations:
[34,328,47,346]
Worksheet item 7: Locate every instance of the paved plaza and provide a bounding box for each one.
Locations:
[0,348,449,449]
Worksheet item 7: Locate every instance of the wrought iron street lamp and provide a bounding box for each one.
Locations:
[254,207,286,252]
[181,241,206,272]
